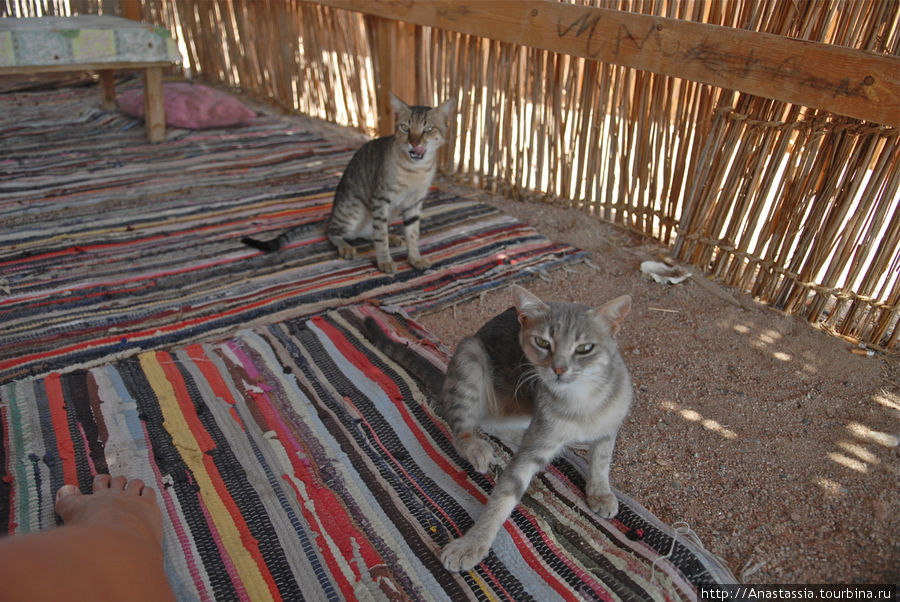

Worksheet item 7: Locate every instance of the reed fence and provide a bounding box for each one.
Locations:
[4,0,899,351]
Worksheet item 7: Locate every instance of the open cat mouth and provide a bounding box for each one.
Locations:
[409,146,426,160]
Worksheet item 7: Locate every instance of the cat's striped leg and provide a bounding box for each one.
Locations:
[327,232,357,260]
[441,433,564,572]
[441,338,497,472]
[402,205,431,271]
[370,199,396,274]
[585,434,619,518]
[326,206,360,260]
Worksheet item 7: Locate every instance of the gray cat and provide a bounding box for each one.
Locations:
[242,95,456,274]
[364,284,633,572]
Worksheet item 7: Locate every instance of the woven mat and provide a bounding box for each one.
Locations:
[0,304,732,600]
[0,84,583,383]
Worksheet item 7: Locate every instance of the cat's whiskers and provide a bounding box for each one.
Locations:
[584,370,617,392]
[513,367,540,400]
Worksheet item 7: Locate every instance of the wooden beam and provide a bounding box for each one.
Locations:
[0,61,176,75]
[317,0,900,127]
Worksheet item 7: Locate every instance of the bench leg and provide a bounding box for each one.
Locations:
[99,70,117,111]
[143,66,165,143]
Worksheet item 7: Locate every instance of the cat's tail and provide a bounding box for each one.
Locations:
[362,317,446,400]
[242,219,327,253]
[241,235,284,253]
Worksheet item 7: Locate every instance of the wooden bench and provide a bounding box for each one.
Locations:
[0,15,182,142]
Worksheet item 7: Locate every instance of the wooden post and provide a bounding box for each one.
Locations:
[365,15,395,136]
[143,67,166,143]
[98,70,117,111]
[394,22,418,104]
[120,0,142,21]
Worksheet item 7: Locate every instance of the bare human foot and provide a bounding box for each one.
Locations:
[0,474,175,602]
[55,474,165,550]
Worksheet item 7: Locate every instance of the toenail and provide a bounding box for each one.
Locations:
[55,484,79,501]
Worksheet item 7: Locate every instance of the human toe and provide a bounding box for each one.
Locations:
[124,478,146,496]
[55,483,80,502]
[54,484,81,516]
[93,473,112,491]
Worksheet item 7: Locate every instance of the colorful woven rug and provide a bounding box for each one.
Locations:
[0,84,583,383]
[1,305,732,600]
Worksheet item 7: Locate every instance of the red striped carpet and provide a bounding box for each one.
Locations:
[1,304,733,600]
[0,84,582,383]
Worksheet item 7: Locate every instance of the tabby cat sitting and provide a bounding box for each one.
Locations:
[365,284,633,572]
[242,94,456,274]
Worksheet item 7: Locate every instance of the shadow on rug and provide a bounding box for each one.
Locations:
[0,304,733,600]
[0,85,583,383]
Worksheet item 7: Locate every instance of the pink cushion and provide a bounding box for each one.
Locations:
[117,82,256,129]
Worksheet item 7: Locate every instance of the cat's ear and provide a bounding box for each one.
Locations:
[390,94,409,115]
[594,295,631,335]
[512,285,549,326]
[436,97,457,120]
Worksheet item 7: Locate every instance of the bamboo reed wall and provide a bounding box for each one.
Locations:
[4,0,899,352]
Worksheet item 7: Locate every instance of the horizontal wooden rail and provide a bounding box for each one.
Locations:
[317,0,900,127]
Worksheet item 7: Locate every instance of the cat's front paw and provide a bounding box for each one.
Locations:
[377,259,397,274]
[337,244,357,260]
[441,536,490,572]
[455,434,495,473]
[586,490,619,518]
[409,256,432,271]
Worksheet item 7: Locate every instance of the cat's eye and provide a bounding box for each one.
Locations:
[575,343,595,355]
[424,126,436,133]
[533,336,552,350]
[398,124,410,132]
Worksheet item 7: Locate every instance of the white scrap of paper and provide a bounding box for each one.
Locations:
[640,260,691,285]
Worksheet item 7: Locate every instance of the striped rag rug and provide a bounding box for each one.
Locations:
[1,305,733,601]
[0,84,583,384]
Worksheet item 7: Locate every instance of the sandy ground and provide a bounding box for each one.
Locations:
[418,180,899,586]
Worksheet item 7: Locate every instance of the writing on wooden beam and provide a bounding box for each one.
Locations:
[319,0,900,127]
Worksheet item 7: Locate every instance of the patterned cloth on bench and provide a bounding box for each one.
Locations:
[0,15,180,68]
